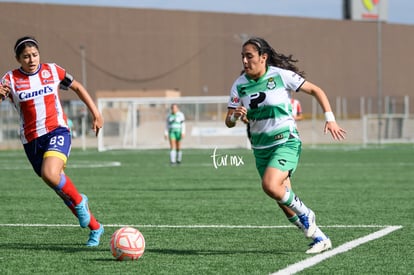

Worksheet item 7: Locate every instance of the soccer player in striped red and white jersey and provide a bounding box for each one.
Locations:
[0,36,104,247]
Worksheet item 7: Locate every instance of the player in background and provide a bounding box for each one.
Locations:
[290,91,303,121]
[164,103,185,165]
[225,37,346,254]
[0,36,104,246]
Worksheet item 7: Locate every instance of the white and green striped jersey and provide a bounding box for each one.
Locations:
[227,66,305,149]
[165,111,186,133]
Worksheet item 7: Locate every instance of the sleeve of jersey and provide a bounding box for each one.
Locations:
[55,64,74,89]
[297,101,303,114]
[181,113,186,134]
[1,73,10,86]
[227,81,241,109]
[60,73,74,90]
[165,116,169,135]
[280,69,305,92]
[181,121,186,134]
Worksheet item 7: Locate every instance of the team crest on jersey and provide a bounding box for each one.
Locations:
[266,78,276,90]
[41,70,51,79]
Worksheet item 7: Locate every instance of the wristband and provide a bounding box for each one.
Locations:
[229,113,238,123]
[324,112,336,122]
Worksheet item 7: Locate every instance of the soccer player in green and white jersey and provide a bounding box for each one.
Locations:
[225,37,346,254]
[165,104,186,165]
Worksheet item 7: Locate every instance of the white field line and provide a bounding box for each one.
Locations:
[0,223,402,274]
[271,225,403,275]
[0,224,392,229]
[0,161,122,169]
[1,160,413,170]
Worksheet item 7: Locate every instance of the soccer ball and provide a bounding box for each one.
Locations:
[110,226,145,261]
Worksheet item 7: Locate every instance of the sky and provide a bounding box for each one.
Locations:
[1,0,413,25]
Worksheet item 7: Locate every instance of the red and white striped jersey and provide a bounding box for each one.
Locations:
[290,98,302,117]
[2,63,71,144]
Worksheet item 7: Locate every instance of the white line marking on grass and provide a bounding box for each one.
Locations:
[0,224,294,228]
[0,161,121,170]
[0,223,403,274]
[109,224,294,229]
[0,224,79,227]
[68,161,121,168]
[0,224,391,229]
[322,224,398,228]
[271,225,403,275]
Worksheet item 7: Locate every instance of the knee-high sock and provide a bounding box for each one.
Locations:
[54,174,100,230]
[170,150,177,163]
[289,215,328,241]
[278,188,310,216]
[54,174,82,205]
[288,214,305,230]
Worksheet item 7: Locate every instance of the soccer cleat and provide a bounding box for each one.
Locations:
[306,237,332,254]
[74,194,90,228]
[86,223,104,247]
[298,210,316,238]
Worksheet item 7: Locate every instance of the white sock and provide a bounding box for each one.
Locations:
[288,215,304,230]
[289,216,327,241]
[170,150,177,163]
[177,150,182,162]
[279,188,310,216]
[312,226,328,240]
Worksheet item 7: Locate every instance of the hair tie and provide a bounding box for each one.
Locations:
[14,39,38,53]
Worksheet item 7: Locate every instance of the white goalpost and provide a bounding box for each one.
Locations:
[362,113,414,145]
[97,96,250,151]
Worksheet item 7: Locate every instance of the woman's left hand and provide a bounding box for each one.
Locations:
[324,121,346,141]
[92,115,104,136]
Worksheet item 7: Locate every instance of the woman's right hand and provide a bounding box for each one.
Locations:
[0,79,10,100]
[233,106,247,120]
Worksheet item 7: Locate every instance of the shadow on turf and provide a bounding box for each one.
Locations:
[0,243,108,253]
[1,244,298,262]
[89,247,297,262]
[146,248,292,255]
[138,187,257,192]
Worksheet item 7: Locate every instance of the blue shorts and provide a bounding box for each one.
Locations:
[23,127,72,177]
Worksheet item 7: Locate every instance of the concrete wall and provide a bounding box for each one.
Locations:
[0,3,413,116]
